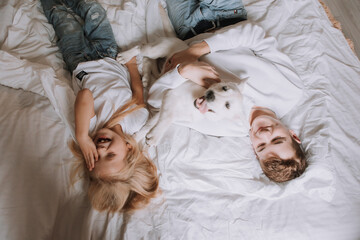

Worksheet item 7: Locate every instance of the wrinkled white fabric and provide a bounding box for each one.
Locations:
[0,0,360,239]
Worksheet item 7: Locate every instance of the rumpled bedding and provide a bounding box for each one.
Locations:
[0,0,359,239]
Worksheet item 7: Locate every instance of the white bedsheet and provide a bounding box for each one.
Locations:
[0,0,360,239]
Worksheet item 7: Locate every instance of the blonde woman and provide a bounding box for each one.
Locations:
[40,0,158,212]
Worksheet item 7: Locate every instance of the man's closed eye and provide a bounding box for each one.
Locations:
[257,143,265,152]
[272,137,286,144]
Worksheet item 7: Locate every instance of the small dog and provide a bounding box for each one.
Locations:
[117,38,245,146]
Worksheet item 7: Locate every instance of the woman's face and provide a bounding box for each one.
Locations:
[92,125,131,177]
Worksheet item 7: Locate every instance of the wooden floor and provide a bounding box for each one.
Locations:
[321,0,360,58]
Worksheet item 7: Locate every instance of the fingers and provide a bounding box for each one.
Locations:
[83,147,98,171]
[85,152,95,171]
[199,64,221,87]
[208,66,220,80]
[167,59,222,88]
[85,155,91,170]
[78,137,99,171]
[203,78,221,88]
[93,148,99,162]
[165,49,199,73]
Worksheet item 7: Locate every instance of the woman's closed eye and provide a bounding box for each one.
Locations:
[106,152,116,160]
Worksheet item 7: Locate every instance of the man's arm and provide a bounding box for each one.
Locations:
[167,22,300,84]
[203,23,273,53]
[166,23,276,70]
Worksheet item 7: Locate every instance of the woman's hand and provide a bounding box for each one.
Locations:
[178,61,221,88]
[77,135,98,171]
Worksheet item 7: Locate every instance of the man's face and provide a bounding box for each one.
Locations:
[249,108,300,166]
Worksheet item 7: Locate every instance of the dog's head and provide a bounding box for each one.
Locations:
[194,82,244,121]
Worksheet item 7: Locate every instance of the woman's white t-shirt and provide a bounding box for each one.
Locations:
[72,57,149,136]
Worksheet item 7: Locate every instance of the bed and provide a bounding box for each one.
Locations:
[1,0,360,239]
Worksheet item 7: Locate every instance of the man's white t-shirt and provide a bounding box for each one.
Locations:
[72,57,149,136]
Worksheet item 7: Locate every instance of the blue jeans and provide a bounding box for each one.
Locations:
[166,0,247,39]
[41,0,118,72]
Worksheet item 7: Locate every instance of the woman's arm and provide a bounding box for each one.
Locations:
[125,56,144,105]
[74,88,98,171]
[75,89,95,138]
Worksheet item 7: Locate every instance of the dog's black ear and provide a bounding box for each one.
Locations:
[225,103,229,109]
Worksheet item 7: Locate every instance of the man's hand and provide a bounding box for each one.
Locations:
[164,50,199,72]
[77,135,98,171]
[178,61,221,88]
[164,41,211,72]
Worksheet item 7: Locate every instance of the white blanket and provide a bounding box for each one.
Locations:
[0,0,360,239]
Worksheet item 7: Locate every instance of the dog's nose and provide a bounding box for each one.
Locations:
[205,90,215,102]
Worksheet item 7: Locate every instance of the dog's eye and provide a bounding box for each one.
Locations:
[222,86,229,91]
[225,102,230,109]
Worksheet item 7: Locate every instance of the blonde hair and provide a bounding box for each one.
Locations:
[69,99,159,213]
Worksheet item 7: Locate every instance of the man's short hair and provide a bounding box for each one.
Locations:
[261,138,307,182]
